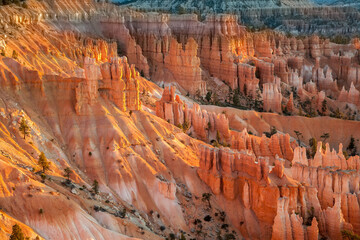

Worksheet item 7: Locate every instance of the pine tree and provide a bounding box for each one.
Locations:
[19,118,30,139]
[12,50,18,60]
[9,224,24,240]
[233,89,240,106]
[64,167,72,182]
[202,193,212,209]
[347,136,357,156]
[321,99,327,115]
[309,138,317,158]
[294,130,303,145]
[205,91,212,102]
[320,133,330,143]
[38,152,50,173]
[92,179,99,194]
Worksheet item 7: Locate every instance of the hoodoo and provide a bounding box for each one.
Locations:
[0,0,359,239]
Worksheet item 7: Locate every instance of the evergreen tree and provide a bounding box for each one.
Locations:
[202,193,212,209]
[233,89,240,106]
[9,224,24,240]
[19,118,30,139]
[12,50,18,60]
[38,152,50,173]
[321,99,327,115]
[309,138,317,158]
[205,91,212,102]
[347,136,357,157]
[92,179,99,194]
[63,167,72,181]
[294,130,303,145]
[320,133,330,143]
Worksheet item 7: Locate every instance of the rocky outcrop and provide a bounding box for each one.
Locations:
[155,86,230,141]
[286,93,295,113]
[198,145,270,199]
[103,14,206,96]
[127,0,360,37]
[155,86,184,126]
[75,57,100,115]
[76,56,140,115]
[163,38,205,95]
[312,66,338,92]
[99,17,150,78]
[271,198,293,240]
[263,79,282,113]
[92,9,360,119]
[3,1,360,240]
[238,63,260,95]
[338,82,360,106]
[156,87,296,162]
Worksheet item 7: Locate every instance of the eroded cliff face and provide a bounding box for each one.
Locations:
[97,12,360,121]
[0,3,241,239]
[126,0,360,36]
[1,0,360,240]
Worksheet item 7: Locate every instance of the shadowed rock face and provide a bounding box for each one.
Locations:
[313,0,360,7]
[125,0,313,10]
[125,0,360,36]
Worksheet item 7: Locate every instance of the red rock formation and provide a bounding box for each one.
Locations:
[312,66,338,92]
[292,147,308,166]
[288,70,303,89]
[75,57,100,115]
[286,93,295,113]
[256,60,275,85]
[338,82,360,106]
[155,86,184,125]
[198,145,269,200]
[271,198,293,240]
[263,79,282,113]
[237,63,260,95]
[3,1,360,240]
[163,38,206,95]
[155,87,231,141]
[76,56,141,115]
[272,158,285,178]
[100,17,150,78]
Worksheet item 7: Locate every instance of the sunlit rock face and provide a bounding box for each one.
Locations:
[1,0,360,240]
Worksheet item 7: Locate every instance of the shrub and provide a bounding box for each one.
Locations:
[341,230,360,240]
[63,167,72,181]
[305,207,315,226]
[224,233,236,240]
[9,224,25,240]
[40,173,46,182]
[12,50,18,59]
[169,233,176,240]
